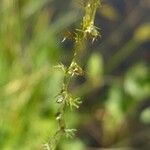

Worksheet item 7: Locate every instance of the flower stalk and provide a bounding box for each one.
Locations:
[45,1,101,149]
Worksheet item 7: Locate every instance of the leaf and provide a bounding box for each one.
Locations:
[124,63,150,100]
[99,3,119,21]
[140,107,150,124]
[134,23,150,42]
[86,52,103,86]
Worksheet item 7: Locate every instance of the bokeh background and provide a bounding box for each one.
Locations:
[0,0,150,149]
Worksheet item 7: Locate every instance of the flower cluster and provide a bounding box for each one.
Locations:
[82,0,101,42]
[56,88,82,109]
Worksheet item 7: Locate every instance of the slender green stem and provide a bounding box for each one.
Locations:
[45,1,101,149]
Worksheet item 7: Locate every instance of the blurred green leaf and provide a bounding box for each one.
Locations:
[22,0,52,18]
[124,63,150,100]
[99,3,119,21]
[134,23,150,42]
[105,85,124,124]
[61,139,85,150]
[140,107,150,124]
[86,52,103,86]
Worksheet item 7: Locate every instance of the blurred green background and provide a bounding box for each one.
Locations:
[0,0,150,149]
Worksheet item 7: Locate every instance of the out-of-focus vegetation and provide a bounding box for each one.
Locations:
[0,0,150,150]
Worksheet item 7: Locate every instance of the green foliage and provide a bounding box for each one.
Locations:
[87,52,103,85]
[0,0,149,150]
[124,63,150,100]
[140,107,150,124]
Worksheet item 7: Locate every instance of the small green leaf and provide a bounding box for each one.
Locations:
[87,52,103,85]
[124,63,150,100]
[140,107,150,124]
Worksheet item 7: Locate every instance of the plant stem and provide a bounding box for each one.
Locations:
[45,1,101,149]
